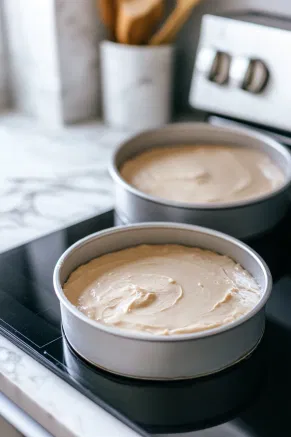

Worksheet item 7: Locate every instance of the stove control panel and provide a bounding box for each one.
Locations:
[190,14,291,132]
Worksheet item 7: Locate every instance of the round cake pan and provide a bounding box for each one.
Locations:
[109,123,291,239]
[53,223,272,380]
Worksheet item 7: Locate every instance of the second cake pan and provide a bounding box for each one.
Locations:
[110,123,291,239]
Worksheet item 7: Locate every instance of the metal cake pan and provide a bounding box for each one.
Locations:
[53,223,272,380]
[109,123,291,239]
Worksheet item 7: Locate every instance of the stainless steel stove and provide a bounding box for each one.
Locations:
[190,12,291,146]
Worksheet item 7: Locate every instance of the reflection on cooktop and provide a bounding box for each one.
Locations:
[63,333,266,434]
[0,210,291,436]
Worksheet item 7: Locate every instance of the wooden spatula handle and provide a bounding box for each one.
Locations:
[116,0,164,45]
[97,0,117,38]
[149,0,201,45]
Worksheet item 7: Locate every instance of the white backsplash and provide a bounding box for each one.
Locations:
[0,4,10,110]
[1,0,106,126]
[2,0,62,125]
[55,0,106,124]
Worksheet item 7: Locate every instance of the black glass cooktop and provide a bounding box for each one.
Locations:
[1,210,291,437]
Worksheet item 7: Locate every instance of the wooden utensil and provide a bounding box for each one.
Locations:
[149,0,201,45]
[97,0,117,39]
[116,0,164,45]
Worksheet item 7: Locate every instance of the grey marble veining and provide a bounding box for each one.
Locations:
[0,113,132,253]
[0,335,141,437]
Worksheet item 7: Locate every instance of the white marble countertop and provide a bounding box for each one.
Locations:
[0,113,133,253]
[0,113,145,437]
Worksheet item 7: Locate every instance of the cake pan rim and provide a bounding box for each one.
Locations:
[109,122,291,211]
[53,222,272,343]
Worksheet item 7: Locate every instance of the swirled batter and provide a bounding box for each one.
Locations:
[120,145,284,203]
[64,244,261,336]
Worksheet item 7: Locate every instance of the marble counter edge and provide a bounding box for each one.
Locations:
[0,335,141,437]
[0,392,53,437]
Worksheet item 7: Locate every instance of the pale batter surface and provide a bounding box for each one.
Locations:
[120,145,284,203]
[64,244,261,336]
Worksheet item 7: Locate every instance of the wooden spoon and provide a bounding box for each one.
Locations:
[97,0,117,40]
[116,0,164,45]
[149,0,201,45]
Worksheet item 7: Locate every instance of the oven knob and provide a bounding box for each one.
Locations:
[196,47,231,85]
[230,57,269,93]
[244,59,269,93]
